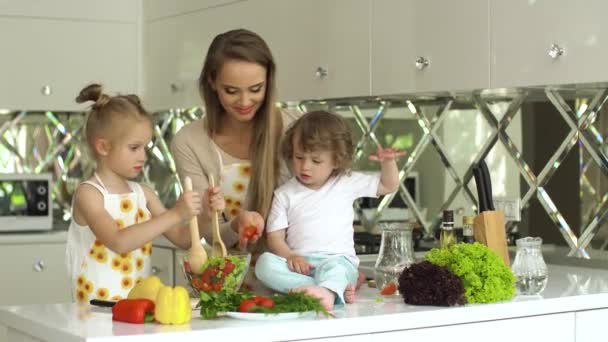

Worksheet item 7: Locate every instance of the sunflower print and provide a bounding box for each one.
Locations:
[135,208,147,223]
[238,165,251,177]
[115,219,125,229]
[121,276,133,290]
[76,289,87,303]
[120,199,133,213]
[84,280,94,294]
[135,276,143,285]
[135,257,144,271]
[120,261,133,275]
[96,288,109,300]
[233,181,246,193]
[111,295,123,301]
[141,243,152,256]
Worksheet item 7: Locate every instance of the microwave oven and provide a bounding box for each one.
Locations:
[0,173,53,232]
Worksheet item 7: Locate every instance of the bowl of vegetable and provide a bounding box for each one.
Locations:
[182,252,251,297]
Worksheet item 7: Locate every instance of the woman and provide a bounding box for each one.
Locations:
[170,29,299,249]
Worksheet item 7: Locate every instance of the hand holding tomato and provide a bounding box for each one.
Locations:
[235,210,264,248]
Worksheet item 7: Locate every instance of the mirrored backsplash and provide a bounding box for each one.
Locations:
[2,84,607,259]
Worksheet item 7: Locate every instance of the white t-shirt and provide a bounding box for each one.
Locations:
[266,171,381,264]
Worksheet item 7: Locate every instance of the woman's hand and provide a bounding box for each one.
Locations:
[368,146,407,162]
[235,210,265,248]
[174,191,202,222]
[287,255,314,275]
[203,184,225,216]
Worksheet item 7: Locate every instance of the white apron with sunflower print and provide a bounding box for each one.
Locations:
[212,142,251,221]
[66,174,152,303]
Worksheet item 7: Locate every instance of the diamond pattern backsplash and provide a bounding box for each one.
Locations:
[2,85,608,258]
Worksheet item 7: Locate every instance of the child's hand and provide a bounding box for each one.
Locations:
[368,146,407,162]
[287,255,314,275]
[203,184,225,215]
[235,210,264,249]
[174,191,202,221]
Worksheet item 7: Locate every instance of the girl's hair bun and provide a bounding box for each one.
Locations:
[76,84,110,109]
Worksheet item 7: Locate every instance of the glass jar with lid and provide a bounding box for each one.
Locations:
[374,222,416,291]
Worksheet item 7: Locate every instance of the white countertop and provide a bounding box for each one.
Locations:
[2,264,608,342]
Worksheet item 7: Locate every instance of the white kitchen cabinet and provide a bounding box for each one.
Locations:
[575,308,608,342]
[0,0,138,23]
[150,246,174,286]
[144,0,265,110]
[143,0,246,21]
[0,17,137,111]
[0,242,70,305]
[371,0,490,95]
[491,0,608,88]
[263,0,370,101]
[144,0,371,107]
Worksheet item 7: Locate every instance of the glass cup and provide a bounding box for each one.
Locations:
[374,222,416,292]
[511,236,548,295]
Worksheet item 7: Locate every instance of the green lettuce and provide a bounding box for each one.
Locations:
[425,242,515,304]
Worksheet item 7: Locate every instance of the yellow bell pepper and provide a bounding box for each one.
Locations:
[154,286,191,325]
[128,276,164,302]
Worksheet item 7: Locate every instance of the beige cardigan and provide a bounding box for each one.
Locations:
[170,109,300,247]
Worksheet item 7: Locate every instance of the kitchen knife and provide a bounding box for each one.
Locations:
[473,166,488,213]
[479,160,495,211]
[89,299,116,307]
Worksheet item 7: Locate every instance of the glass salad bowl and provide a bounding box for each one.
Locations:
[181,252,251,297]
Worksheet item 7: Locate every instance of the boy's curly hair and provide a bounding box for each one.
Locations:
[282,111,354,176]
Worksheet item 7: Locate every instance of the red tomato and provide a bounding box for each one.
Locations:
[243,225,257,239]
[239,299,257,313]
[223,261,235,274]
[380,282,397,296]
[253,296,274,309]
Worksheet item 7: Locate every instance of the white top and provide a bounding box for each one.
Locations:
[266,172,380,263]
[65,175,152,303]
[2,264,608,342]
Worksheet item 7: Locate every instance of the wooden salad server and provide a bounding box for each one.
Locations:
[209,175,227,258]
[184,176,207,274]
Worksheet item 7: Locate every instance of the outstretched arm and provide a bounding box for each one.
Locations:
[369,146,406,196]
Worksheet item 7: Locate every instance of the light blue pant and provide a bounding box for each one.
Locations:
[254,252,358,305]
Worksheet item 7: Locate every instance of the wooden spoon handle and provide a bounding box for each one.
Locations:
[208,175,221,242]
[183,177,201,248]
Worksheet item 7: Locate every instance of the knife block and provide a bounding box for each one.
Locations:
[473,211,510,266]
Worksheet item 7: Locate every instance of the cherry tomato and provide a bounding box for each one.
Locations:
[253,296,274,309]
[243,225,257,239]
[380,282,397,296]
[239,299,257,313]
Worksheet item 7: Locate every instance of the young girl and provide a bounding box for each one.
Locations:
[66,84,222,303]
[254,111,405,310]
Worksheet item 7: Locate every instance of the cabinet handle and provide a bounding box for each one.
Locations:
[415,57,430,70]
[170,83,182,93]
[315,67,328,79]
[151,266,161,274]
[33,260,45,272]
[40,85,52,96]
[548,44,564,59]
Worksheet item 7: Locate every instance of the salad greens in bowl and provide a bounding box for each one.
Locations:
[182,252,251,297]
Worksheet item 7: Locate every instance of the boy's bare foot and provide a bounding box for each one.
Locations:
[292,285,336,311]
[344,284,356,303]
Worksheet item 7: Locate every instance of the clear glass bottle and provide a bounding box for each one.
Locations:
[462,215,475,244]
[440,210,456,249]
[511,237,548,295]
[374,222,415,291]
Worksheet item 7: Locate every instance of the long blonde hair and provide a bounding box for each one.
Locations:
[199,29,282,219]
